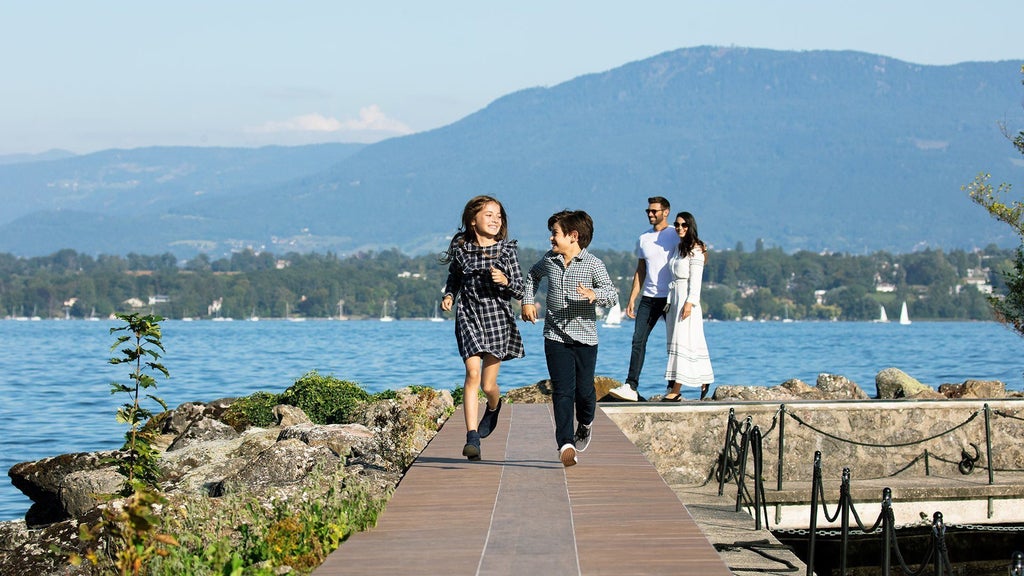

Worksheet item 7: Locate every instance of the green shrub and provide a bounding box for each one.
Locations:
[149,467,387,575]
[450,386,464,407]
[222,391,281,430]
[279,371,370,424]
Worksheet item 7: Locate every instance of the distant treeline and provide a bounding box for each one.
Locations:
[0,244,1013,322]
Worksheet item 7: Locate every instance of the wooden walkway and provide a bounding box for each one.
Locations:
[314,403,732,575]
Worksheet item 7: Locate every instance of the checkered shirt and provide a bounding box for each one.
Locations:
[523,249,618,346]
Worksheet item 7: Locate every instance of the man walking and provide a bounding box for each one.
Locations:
[608,197,677,401]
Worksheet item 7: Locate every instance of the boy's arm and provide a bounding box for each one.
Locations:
[591,259,618,309]
[521,258,543,323]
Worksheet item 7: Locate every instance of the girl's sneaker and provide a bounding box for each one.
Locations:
[478,398,502,438]
[463,431,481,461]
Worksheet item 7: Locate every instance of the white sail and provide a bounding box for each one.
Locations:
[603,302,623,327]
[430,301,445,322]
[874,305,889,323]
[899,301,911,325]
[380,300,394,322]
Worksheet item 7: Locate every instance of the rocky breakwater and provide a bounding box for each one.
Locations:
[0,383,453,575]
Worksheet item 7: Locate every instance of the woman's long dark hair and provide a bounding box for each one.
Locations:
[675,211,707,257]
[439,195,509,263]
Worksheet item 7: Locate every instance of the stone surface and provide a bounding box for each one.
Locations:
[277,423,375,459]
[876,367,933,399]
[962,379,1006,398]
[58,468,125,518]
[8,451,120,527]
[216,438,340,495]
[274,403,312,427]
[166,416,240,452]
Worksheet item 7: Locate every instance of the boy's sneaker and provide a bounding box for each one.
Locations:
[478,398,502,438]
[463,431,481,461]
[559,443,578,467]
[608,384,639,402]
[574,422,592,452]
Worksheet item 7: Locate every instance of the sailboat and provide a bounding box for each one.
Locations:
[899,301,911,325]
[380,300,394,322]
[603,301,623,328]
[430,301,445,322]
[874,305,889,323]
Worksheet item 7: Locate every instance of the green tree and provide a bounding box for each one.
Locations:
[963,64,1024,337]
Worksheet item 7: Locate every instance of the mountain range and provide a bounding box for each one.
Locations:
[1,46,1022,260]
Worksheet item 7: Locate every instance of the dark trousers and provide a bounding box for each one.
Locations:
[625,295,667,389]
[545,338,598,448]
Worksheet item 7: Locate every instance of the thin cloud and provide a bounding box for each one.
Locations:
[248,106,414,136]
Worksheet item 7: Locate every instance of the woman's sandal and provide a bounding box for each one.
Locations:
[699,383,710,400]
[660,393,682,402]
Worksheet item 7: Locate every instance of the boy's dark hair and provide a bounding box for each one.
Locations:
[647,196,670,210]
[548,210,594,249]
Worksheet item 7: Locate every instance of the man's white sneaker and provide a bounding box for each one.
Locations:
[608,384,639,402]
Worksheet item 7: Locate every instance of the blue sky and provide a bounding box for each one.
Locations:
[2,1,1022,156]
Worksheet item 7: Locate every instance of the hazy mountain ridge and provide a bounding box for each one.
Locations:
[1,46,1021,258]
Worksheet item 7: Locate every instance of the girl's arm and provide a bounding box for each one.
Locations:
[442,258,463,310]
[499,245,526,301]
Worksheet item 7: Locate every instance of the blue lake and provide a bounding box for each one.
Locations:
[1,318,1021,521]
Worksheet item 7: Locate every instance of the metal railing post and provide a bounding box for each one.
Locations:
[806,451,821,576]
[984,403,994,485]
[777,403,786,491]
[752,425,764,530]
[840,467,851,576]
[718,408,736,496]
[734,417,752,512]
[881,488,892,576]
[932,512,947,576]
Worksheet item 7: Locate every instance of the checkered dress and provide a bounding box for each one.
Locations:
[444,238,525,361]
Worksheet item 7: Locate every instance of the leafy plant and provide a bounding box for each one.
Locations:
[109,313,170,491]
[221,391,281,430]
[70,481,179,575]
[148,467,388,575]
[279,371,370,424]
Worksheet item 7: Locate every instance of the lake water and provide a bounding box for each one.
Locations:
[1,318,1021,521]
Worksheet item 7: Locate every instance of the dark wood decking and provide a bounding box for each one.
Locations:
[314,403,732,575]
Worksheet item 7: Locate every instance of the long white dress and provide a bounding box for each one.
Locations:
[664,248,714,387]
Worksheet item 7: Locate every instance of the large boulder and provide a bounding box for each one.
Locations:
[8,451,120,527]
[876,367,934,399]
[166,416,240,452]
[274,404,312,427]
[815,373,870,400]
[277,423,375,459]
[215,438,340,496]
[58,468,125,518]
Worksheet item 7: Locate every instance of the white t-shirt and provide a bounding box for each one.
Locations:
[635,227,678,298]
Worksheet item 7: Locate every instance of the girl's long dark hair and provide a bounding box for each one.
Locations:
[439,195,509,263]
[675,211,707,257]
